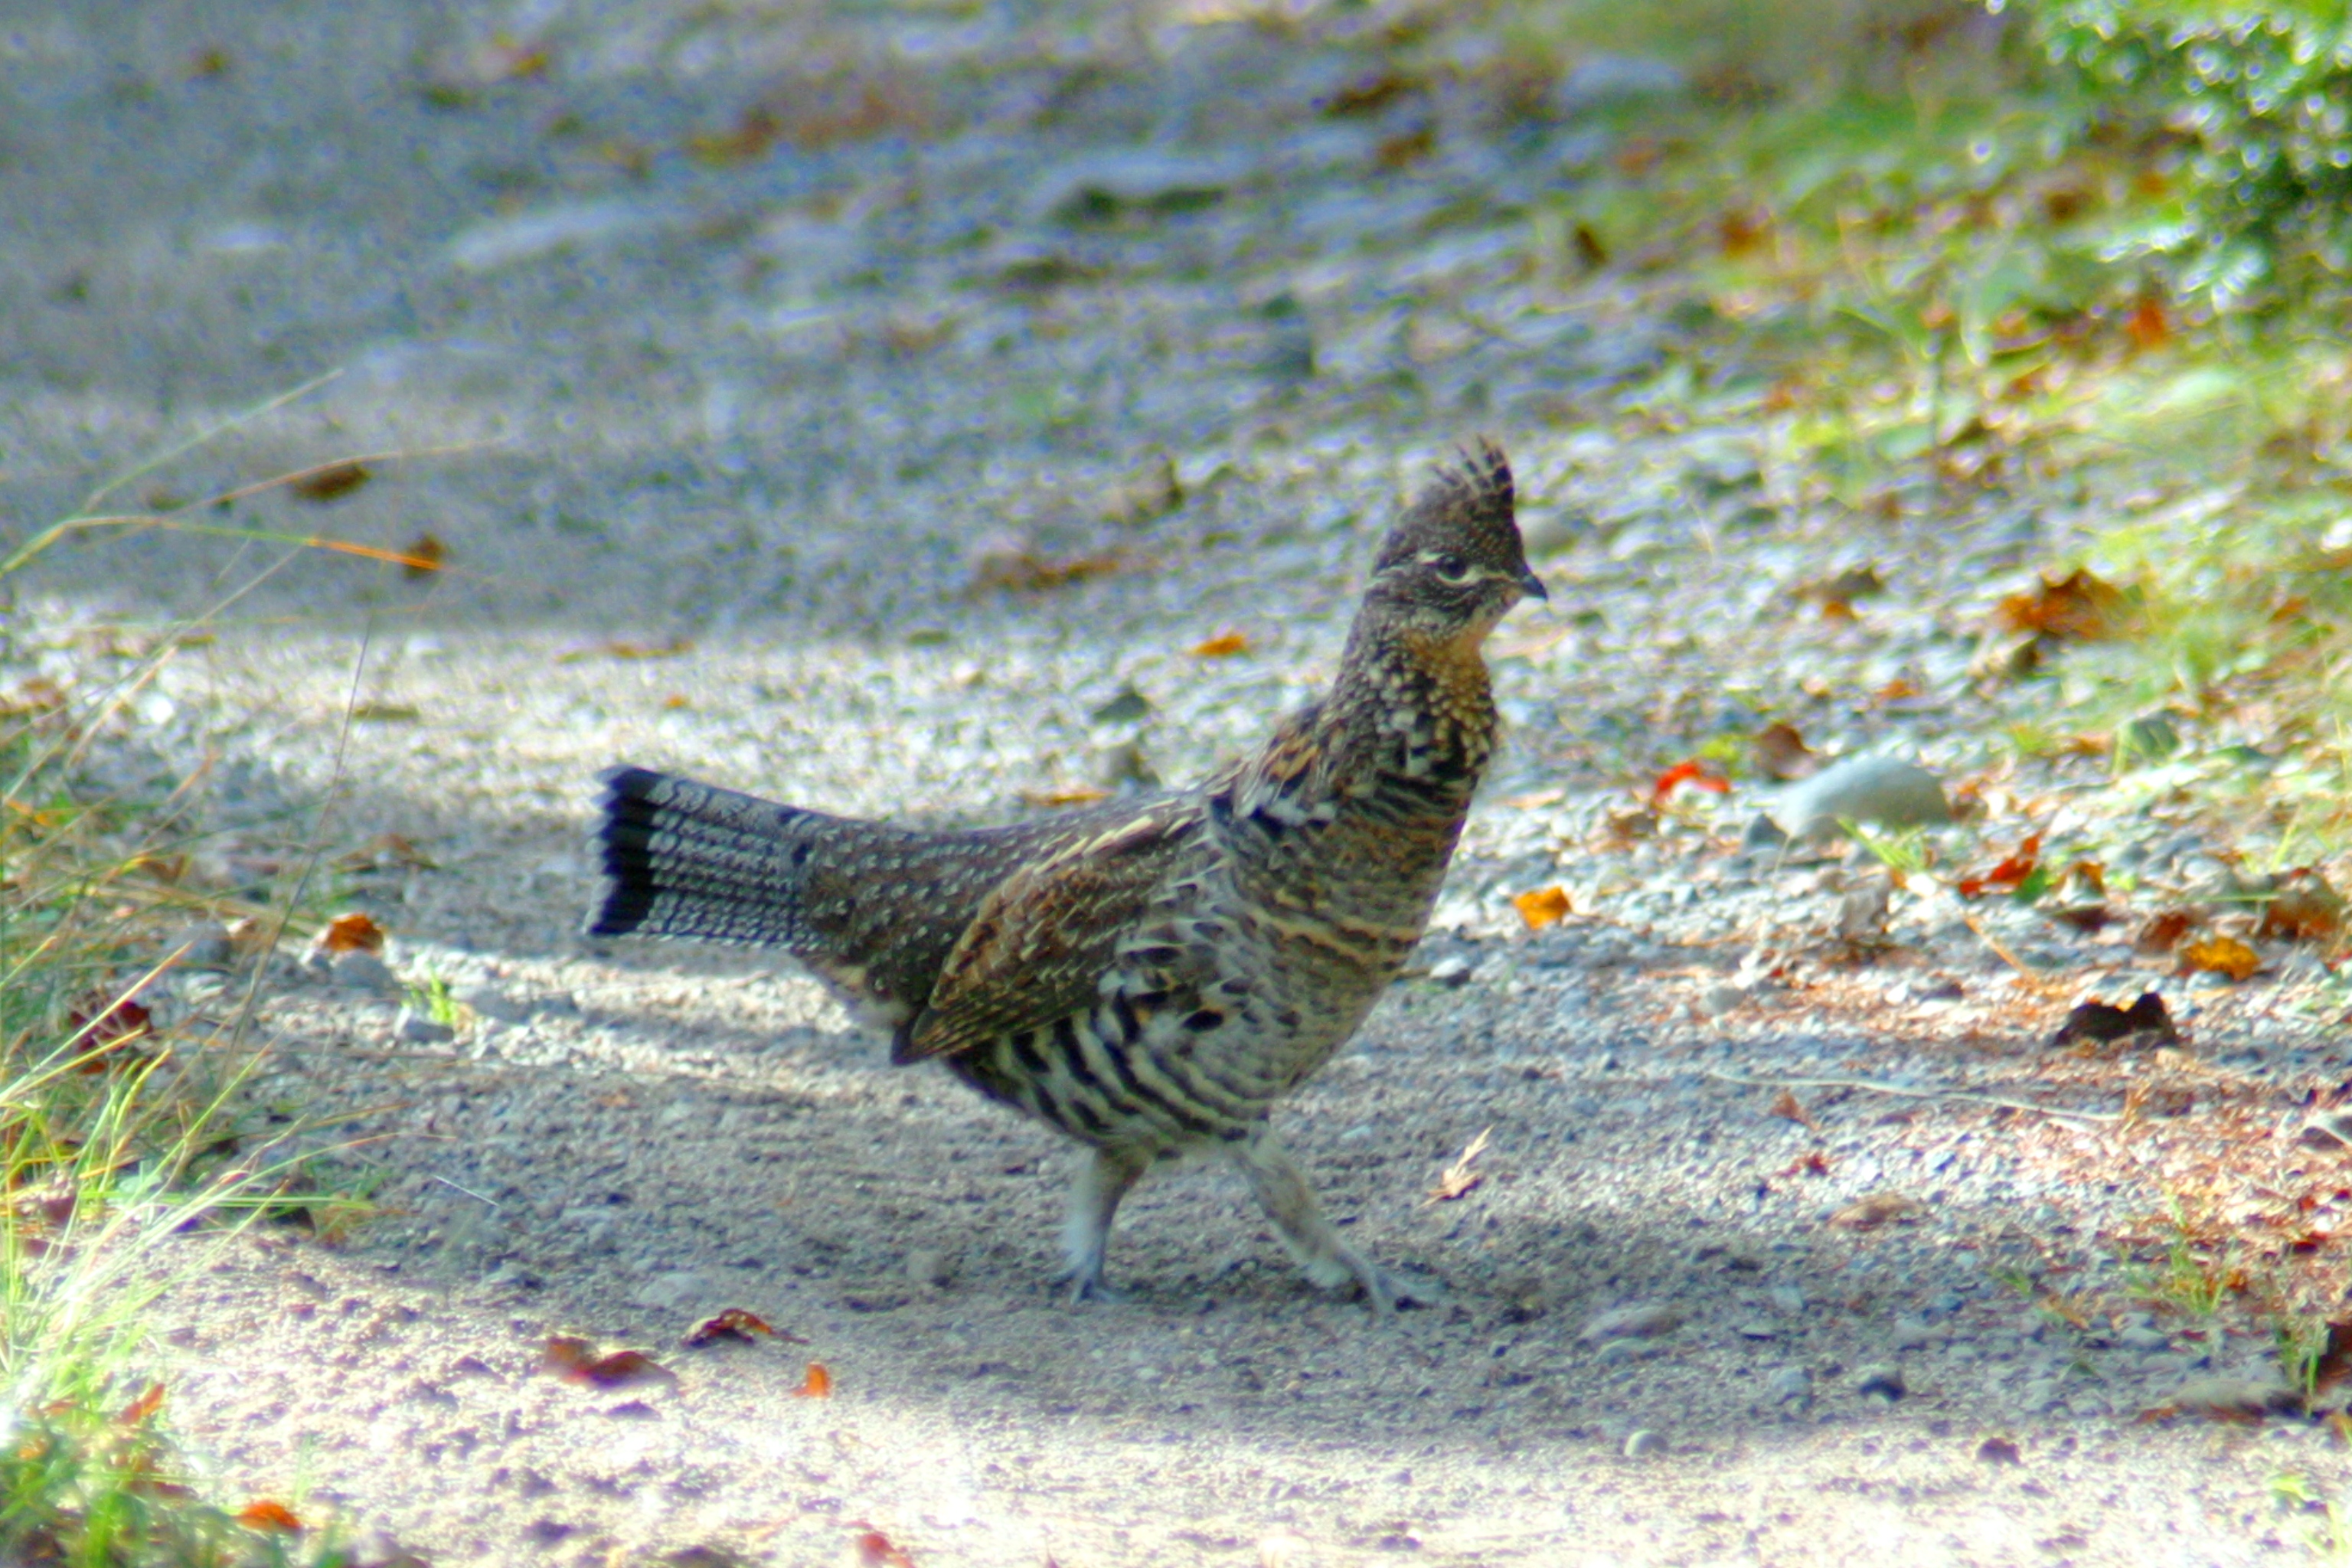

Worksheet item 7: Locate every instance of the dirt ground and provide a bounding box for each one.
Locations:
[4,2,2348,1563]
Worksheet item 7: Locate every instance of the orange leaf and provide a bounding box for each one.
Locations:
[2179,935,2260,982]
[1768,1089,1818,1132]
[1511,886,1570,929]
[793,1361,833,1398]
[683,1308,806,1349]
[852,1531,916,1567]
[1958,834,2040,898]
[319,913,384,953]
[542,1337,675,1388]
[1190,632,1250,658]
[234,1501,302,1533]
[116,1382,165,1426]
[1649,759,1729,806]
[1994,569,2120,642]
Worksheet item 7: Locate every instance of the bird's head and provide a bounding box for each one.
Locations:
[1364,439,1547,642]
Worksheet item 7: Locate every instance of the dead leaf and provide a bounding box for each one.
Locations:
[1374,122,1436,168]
[851,1531,915,1568]
[116,1382,165,1426]
[1789,565,1883,618]
[350,702,421,723]
[1190,631,1250,658]
[2125,291,2170,352]
[2309,1321,2352,1391]
[554,635,693,664]
[1511,886,1571,929]
[335,833,434,873]
[398,534,447,579]
[183,47,232,80]
[2179,935,2260,982]
[1426,1126,1493,1204]
[1767,1089,1819,1132]
[687,106,781,165]
[2260,869,2345,943]
[683,1308,805,1349]
[792,1361,834,1398]
[542,1337,675,1389]
[2134,908,2200,955]
[2048,992,2179,1048]
[1829,1192,1919,1230]
[1319,69,1424,117]
[1753,721,1814,781]
[288,460,371,503]
[70,995,152,1060]
[1649,759,1729,807]
[1994,569,2122,643]
[967,541,1125,594]
[1956,834,2040,899]
[319,913,385,953]
[234,1501,302,1533]
[1776,1150,1831,1178]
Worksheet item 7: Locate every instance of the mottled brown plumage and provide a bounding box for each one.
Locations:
[591,440,1544,1308]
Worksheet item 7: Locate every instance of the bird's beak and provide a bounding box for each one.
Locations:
[1518,569,1548,603]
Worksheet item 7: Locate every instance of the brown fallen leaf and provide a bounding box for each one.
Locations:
[1829,1192,1919,1230]
[1995,568,2122,642]
[1753,720,1814,780]
[319,912,385,953]
[398,533,447,579]
[288,460,371,503]
[2134,908,2200,956]
[1426,1125,1494,1204]
[335,833,435,873]
[2260,868,2345,943]
[2179,934,2260,982]
[970,548,1124,594]
[116,1381,165,1426]
[1776,1151,1832,1178]
[683,1308,805,1349]
[851,1530,916,1568]
[1956,834,2041,899]
[792,1361,834,1398]
[1788,565,1884,619]
[2048,991,2179,1048]
[234,1501,302,1533]
[1767,1089,1818,1133]
[543,1336,676,1389]
[686,106,781,165]
[1190,631,1250,658]
[1511,886,1571,929]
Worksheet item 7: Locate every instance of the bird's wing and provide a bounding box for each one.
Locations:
[897,799,1204,1063]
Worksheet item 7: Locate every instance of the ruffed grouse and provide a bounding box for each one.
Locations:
[590,441,1544,1308]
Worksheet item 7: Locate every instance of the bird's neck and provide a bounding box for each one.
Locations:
[1324,613,1501,789]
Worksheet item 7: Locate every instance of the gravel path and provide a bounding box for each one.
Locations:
[5,3,2349,1563]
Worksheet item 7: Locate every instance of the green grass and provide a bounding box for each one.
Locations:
[0,397,423,1564]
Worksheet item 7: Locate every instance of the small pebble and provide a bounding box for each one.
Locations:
[1891,1315,1932,1351]
[1622,1429,1667,1459]
[1593,1337,1659,1365]
[1769,1285,1805,1315]
[1854,1364,1905,1401]
[1581,1303,1683,1341]
[1700,983,1745,1018]
[394,1007,454,1044]
[1428,956,1474,988]
[1767,1366,1810,1404]
[905,1248,952,1287]
[2118,1325,2171,1352]
[1734,1322,1779,1341]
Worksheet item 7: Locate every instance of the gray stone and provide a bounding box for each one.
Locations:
[905,1248,952,1288]
[1581,1302,1682,1342]
[332,950,396,991]
[2118,1325,2171,1352]
[630,1270,711,1312]
[1767,1366,1811,1404]
[1769,1285,1806,1316]
[394,1006,455,1044]
[1429,955,1475,988]
[1735,1322,1779,1341]
[1700,983,1745,1018]
[166,923,234,969]
[454,983,528,1024]
[1557,56,1688,115]
[1770,757,1952,842]
[1622,1428,1668,1459]
[1031,151,1243,227]
[1593,1337,1660,1364]
[1890,1315,1933,1351]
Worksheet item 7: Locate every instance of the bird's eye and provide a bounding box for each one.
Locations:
[1431,552,1472,583]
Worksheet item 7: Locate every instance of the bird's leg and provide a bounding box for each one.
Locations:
[1054,1145,1151,1302]
[1229,1126,1425,1312]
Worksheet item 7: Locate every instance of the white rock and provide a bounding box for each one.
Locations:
[630,1270,710,1312]
[1622,1429,1668,1459]
[1770,757,1952,842]
[1581,1302,1682,1342]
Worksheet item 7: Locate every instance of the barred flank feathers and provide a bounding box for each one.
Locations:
[590,766,825,947]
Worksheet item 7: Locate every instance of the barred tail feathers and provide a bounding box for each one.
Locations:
[590,766,837,948]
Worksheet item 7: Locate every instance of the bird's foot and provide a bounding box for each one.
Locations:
[1050,1259,1125,1305]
